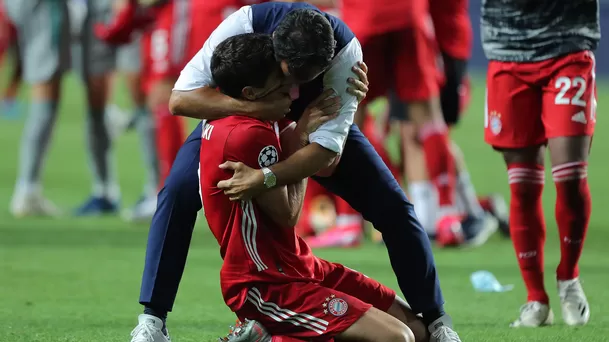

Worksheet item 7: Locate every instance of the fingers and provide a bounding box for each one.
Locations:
[217,179,230,189]
[346,88,366,103]
[351,66,369,87]
[316,95,341,111]
[218,161,241,170]
[312,89,337,106]
[355,61,369,76]
[347,77,368,94]
[322,102,341,116]
[319,112,340,124]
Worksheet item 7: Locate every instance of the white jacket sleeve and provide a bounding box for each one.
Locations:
[309,38,363,154]
[173,6,254,91]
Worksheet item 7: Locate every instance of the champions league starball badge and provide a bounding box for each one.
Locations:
[258,145,278,168]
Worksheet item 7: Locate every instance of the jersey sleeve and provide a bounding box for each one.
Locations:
[225,122,282,170]
[309,38,363,154]
[172,6,254,91]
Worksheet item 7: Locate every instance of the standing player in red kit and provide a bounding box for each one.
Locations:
[482,0,598,328]
[202,33,427,342]
[141,0,266,188]
[97,0,263,192]
[340,0,492,242]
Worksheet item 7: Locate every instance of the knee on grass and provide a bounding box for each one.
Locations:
[339,307,415,342]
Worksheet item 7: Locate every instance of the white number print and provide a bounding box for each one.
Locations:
[554,76,587,107]
[151,29,169,62]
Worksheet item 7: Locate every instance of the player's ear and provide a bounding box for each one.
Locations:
[242,86,257,101]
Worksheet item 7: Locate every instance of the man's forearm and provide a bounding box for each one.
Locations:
[169,86,251,120]
[281,130,311,218]
[270,143,337,187]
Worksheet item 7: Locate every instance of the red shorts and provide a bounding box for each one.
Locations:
[141,0,237,93]
[235,260,396,341]
[0,4,17,60]
[485,51,597,149]
[360,21,439,105]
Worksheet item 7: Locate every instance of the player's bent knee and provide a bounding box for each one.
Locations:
[338,307,415,342]
[387,297,428,342]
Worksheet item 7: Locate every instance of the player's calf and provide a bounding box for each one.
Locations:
[548,135,592,326]
[338,307,415,342]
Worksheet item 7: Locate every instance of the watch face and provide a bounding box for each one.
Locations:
[264,170,277,188]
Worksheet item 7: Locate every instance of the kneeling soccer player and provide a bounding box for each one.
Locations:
[201,33,428,342]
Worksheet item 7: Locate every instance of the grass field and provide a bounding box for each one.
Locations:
[0,71,608,342]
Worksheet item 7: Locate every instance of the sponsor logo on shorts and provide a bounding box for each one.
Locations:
[323,295,348,317]
[489,111,502,135]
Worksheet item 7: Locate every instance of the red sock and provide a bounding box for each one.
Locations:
[419,122,455,207]
[362,115,401,182]
[552,162,591,281]
[478,196,492,212]
[508,163,548,304]
[155,105,185,187]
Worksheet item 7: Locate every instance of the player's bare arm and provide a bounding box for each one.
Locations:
[250,128,309,228]
[220,89,341,201]
[170,62,367,121]
[218,36,363,200]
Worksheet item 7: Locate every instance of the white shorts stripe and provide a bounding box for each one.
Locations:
[246,294,326,335]
[245,202,266,269]
[240,201,268,271]
[247,291,328,335]
[250,287,329,326]
[247,295,325,335]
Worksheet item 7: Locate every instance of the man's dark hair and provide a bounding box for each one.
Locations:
[211,33,277,99]
[273,9,335,81]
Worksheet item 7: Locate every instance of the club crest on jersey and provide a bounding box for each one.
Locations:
[258,145,278,168]
[323,295,348,317]
[489,111,502,135]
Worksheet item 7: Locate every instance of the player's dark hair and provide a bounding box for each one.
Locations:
[211,33,277,99]
[273,9,336,81]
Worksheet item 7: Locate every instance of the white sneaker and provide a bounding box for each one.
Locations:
[123,196,158,222]
[10,191,60,218]
[130,314,171,342]
[429,316,461,342]
[558,278,590,326]
[106,104,133,139]
[510,301,554,327]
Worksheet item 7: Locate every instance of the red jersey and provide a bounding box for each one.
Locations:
[430,0,472,60]
[199,117,323,311]
[341,0,427,41]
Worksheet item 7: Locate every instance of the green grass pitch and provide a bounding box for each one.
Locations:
[0,71,608,342]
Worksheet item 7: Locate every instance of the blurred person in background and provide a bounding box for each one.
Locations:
[70,0,126,215]
[274,1,367,249]
[0,0,22,119]
[95,0,257,222]
[5,0,70,217]
[482,0,598,328]
[390,0,508,245]
[98,0,160,221]
[288,0,502,248]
